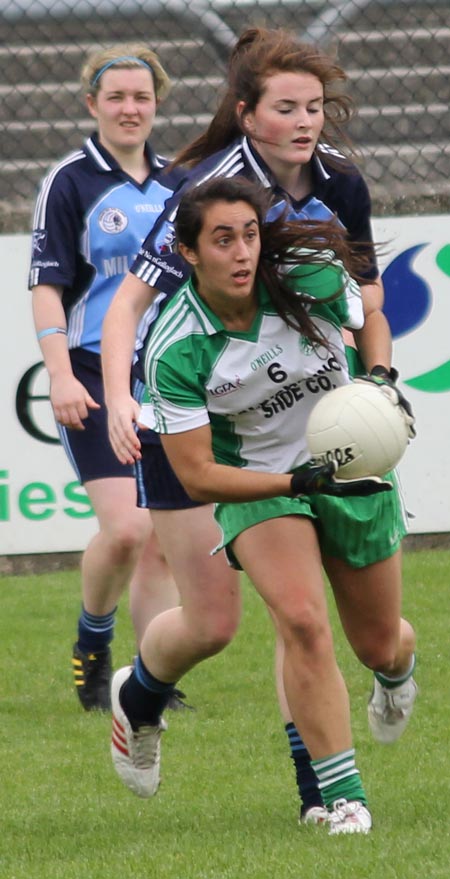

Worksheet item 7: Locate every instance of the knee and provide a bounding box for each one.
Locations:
[276,601,332,655]
[192,611,239,660]
[349,617,416,673]
[355,636,398,672]
[104,516,149,560]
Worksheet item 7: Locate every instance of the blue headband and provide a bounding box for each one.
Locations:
[91,56,155,87]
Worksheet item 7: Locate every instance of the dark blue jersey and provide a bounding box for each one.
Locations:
[29,133,184,355]
[131,135,378,304]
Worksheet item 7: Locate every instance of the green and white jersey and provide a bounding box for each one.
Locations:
[141,260,364,474]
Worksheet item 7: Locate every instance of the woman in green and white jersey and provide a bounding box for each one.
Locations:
[109,177,416,834]
[103,27,416,823]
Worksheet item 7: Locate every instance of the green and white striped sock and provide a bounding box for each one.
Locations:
[311,748,368,810]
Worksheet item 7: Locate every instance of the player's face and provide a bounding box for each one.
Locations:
[180,200,261,312]
[87,67,158,153]
[240,71,324,174]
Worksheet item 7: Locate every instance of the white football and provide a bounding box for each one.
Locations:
[306,381,410,479]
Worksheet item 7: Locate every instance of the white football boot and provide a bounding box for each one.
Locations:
[111,666,167,798]
[368,676,418,744]
[328,799,372,835]
[299,805,329,826]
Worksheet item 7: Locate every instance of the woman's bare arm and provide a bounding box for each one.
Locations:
[32,283,99,429]
[160,426,292,503]
[352,277,392,372]
[102,272,158,463]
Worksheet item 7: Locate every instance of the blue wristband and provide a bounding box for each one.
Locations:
[37,327,67,340]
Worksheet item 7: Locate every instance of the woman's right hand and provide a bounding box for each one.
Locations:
[50,372,100,429]
[106,394,143,464]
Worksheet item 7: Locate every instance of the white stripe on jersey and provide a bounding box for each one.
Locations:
[85,136,111,171]
[137,263,163,286]
[68,291,89,349]
[319,143,347,161]
[146,297,194,373]
[32,150,84,230]
[136,292,167,354]
[165,143,246,223]
[313,153,330,181]
[242,138,272,187]
[145,297,195,408]
[200,142,246,183]
[29,267,39,288]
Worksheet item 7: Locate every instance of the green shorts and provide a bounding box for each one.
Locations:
[214,471,408,570]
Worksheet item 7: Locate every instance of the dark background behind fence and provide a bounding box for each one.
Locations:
[0,0,449,230]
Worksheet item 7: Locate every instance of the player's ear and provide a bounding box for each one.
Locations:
[178,242,198,266]
[86,93,98,119]
[238,103,254,135]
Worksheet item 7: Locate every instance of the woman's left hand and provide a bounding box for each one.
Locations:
[290,460,393,497]
[106,393,143,464]
[356,366,416,439]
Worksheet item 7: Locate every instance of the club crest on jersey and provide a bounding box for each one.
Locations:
[99,208,128,234]
[299,336,315,356]
[32,229,48,255]
[154,222,176,255]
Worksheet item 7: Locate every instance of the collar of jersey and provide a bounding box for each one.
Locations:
[183,276,272,338]
[242,136,330,198]
[84,131,164,174]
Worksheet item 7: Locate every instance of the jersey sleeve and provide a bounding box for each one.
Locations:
[142,339,210,435]
[130,175,193,297]
[339,174,378,282]
[130,142,246,296]
[28,167,82,290]
[286,258,364,330]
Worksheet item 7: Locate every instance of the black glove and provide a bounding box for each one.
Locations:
[290,460,393,498]
[356,365,416,439]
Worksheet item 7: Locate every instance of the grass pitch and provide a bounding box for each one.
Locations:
[1,549,448,878]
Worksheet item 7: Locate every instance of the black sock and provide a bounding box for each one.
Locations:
[286,722,324,814]
[77,605,116,653]
[120,654,175,728]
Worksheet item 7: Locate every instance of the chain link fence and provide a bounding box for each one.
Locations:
[1,0,449,224]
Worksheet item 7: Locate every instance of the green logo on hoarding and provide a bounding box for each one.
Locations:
[0,470,94,522]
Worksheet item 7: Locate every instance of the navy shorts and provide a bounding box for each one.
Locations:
[59,348,135,484]
[136,441,203,510]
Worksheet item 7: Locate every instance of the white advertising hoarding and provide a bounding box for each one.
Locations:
[1,235,98,554]
[1,217,449,554]
[375,216,450,534]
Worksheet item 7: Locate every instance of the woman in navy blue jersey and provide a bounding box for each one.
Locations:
[102,28,416,820]
[30,44,187,712]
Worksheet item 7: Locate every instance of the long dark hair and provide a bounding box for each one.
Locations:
[173,27,354,169]
[176,177,363,347]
